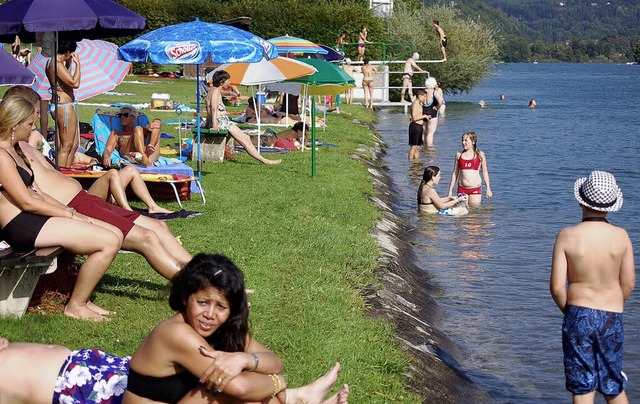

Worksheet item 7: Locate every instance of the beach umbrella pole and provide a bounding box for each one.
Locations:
[196,64,202,182]
[311,95,316,177]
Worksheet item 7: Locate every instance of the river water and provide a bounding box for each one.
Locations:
[373,63,640,403]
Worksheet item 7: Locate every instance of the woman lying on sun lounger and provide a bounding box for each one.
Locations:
[206,71,281,165]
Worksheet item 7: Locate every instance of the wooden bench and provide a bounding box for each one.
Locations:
[191,128,230,163]
[0,245,64,318]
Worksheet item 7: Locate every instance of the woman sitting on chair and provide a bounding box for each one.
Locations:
[206,71,281,165]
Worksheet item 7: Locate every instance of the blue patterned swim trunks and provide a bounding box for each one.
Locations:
[562,305,627,396]
[53,349,130,404]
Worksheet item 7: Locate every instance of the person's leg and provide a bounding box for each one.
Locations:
[367,82,375,109]
[88,169,133,211]
[131,126,154,166]
[424,117,438,146]
[408,80,414,101]
[53,104,78,167]
[118,166,172,213]
[132,214,192,263]
[35,218,122,321]
[604,392,628,404]
[401,77,409,101]
[228,125,281,165]
[120,225,185,281]
[363,83,369,108]
[572,392,597,404]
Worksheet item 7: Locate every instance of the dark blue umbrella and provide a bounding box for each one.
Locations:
[0,48,35,86]
[119,19,279,180]
[0,0,145,167]
[0,0,146,43]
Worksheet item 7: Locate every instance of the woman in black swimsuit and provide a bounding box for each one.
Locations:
[124,253,348,404]
[0,96,121,322]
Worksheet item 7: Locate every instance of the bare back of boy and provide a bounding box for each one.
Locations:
[551,219,634,313]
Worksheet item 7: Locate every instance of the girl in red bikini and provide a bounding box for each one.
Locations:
[447,131,493,208]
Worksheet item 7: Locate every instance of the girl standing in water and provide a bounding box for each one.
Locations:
[447,131,493,208]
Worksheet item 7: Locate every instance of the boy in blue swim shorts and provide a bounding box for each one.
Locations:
[550,171,635,403]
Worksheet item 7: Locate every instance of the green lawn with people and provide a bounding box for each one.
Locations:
[0,76,420,403]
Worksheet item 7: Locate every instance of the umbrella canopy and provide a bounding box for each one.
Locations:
[0,48,35,86]
[269,35,328,55]
[119,19,279,182]
[0,0,146,42]
[206,56,317,86]
[289,58,355,96]
[29,39,130,101]
[119,19,278,65]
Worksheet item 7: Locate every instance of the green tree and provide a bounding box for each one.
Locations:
[387,3,498,93]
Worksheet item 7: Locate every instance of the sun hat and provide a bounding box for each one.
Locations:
[573,170,623,212]
[425,77,437,89]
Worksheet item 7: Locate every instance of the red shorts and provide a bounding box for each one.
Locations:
[458,185,482,195]
[68,190,140,237]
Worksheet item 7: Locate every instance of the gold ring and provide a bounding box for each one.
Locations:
[216,377,222,385]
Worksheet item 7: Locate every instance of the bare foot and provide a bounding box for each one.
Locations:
[65,304,108,322]
[261,159,282,165]
[87,301,115,316]
[0,338,9,350]
[286,362,341,404]
[149,205,174,214]
[322,384,349,404]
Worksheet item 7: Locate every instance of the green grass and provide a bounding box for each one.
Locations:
[0,77,420,403]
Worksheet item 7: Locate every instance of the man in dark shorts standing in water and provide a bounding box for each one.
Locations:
[550,170,635,403]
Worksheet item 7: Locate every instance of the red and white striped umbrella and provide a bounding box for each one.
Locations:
[29,39,131,101]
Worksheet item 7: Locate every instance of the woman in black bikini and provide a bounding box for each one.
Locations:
[123,253,348,403]
[0,96,121,322]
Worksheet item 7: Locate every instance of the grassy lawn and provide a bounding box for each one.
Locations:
[0,76,420,403]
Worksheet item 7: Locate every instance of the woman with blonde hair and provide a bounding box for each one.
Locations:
[447,131,493,207]
[0,96,121,321]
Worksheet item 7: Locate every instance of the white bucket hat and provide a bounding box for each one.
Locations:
[574,170,623,212]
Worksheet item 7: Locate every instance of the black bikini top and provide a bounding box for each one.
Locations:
[126,368,200,403]
[1,150,34,188]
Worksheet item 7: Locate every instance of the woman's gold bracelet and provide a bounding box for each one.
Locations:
[269,374,281,399]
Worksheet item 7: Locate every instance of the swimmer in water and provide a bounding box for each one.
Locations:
[418,165,468,216]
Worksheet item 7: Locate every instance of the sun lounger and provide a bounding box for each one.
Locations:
[90,109,203,194]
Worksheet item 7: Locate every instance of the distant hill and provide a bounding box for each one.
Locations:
[447,0,640,62]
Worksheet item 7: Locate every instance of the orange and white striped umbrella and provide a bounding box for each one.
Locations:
[208,56,316,86]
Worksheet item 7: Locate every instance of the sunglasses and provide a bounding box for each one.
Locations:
[117,112,131,118]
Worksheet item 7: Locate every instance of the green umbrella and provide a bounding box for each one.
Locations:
[287,58,355,176]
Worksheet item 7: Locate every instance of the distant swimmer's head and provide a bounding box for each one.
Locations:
[574,170,623,212]
[478,100,485,108]
[499,93,506,100]
[425,77,437,89]
[528,99,537,108]
[412,52,419,60]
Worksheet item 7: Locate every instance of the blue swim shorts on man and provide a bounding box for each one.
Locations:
[562,305,627,396]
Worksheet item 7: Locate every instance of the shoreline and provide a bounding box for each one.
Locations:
[359,132,492,402]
